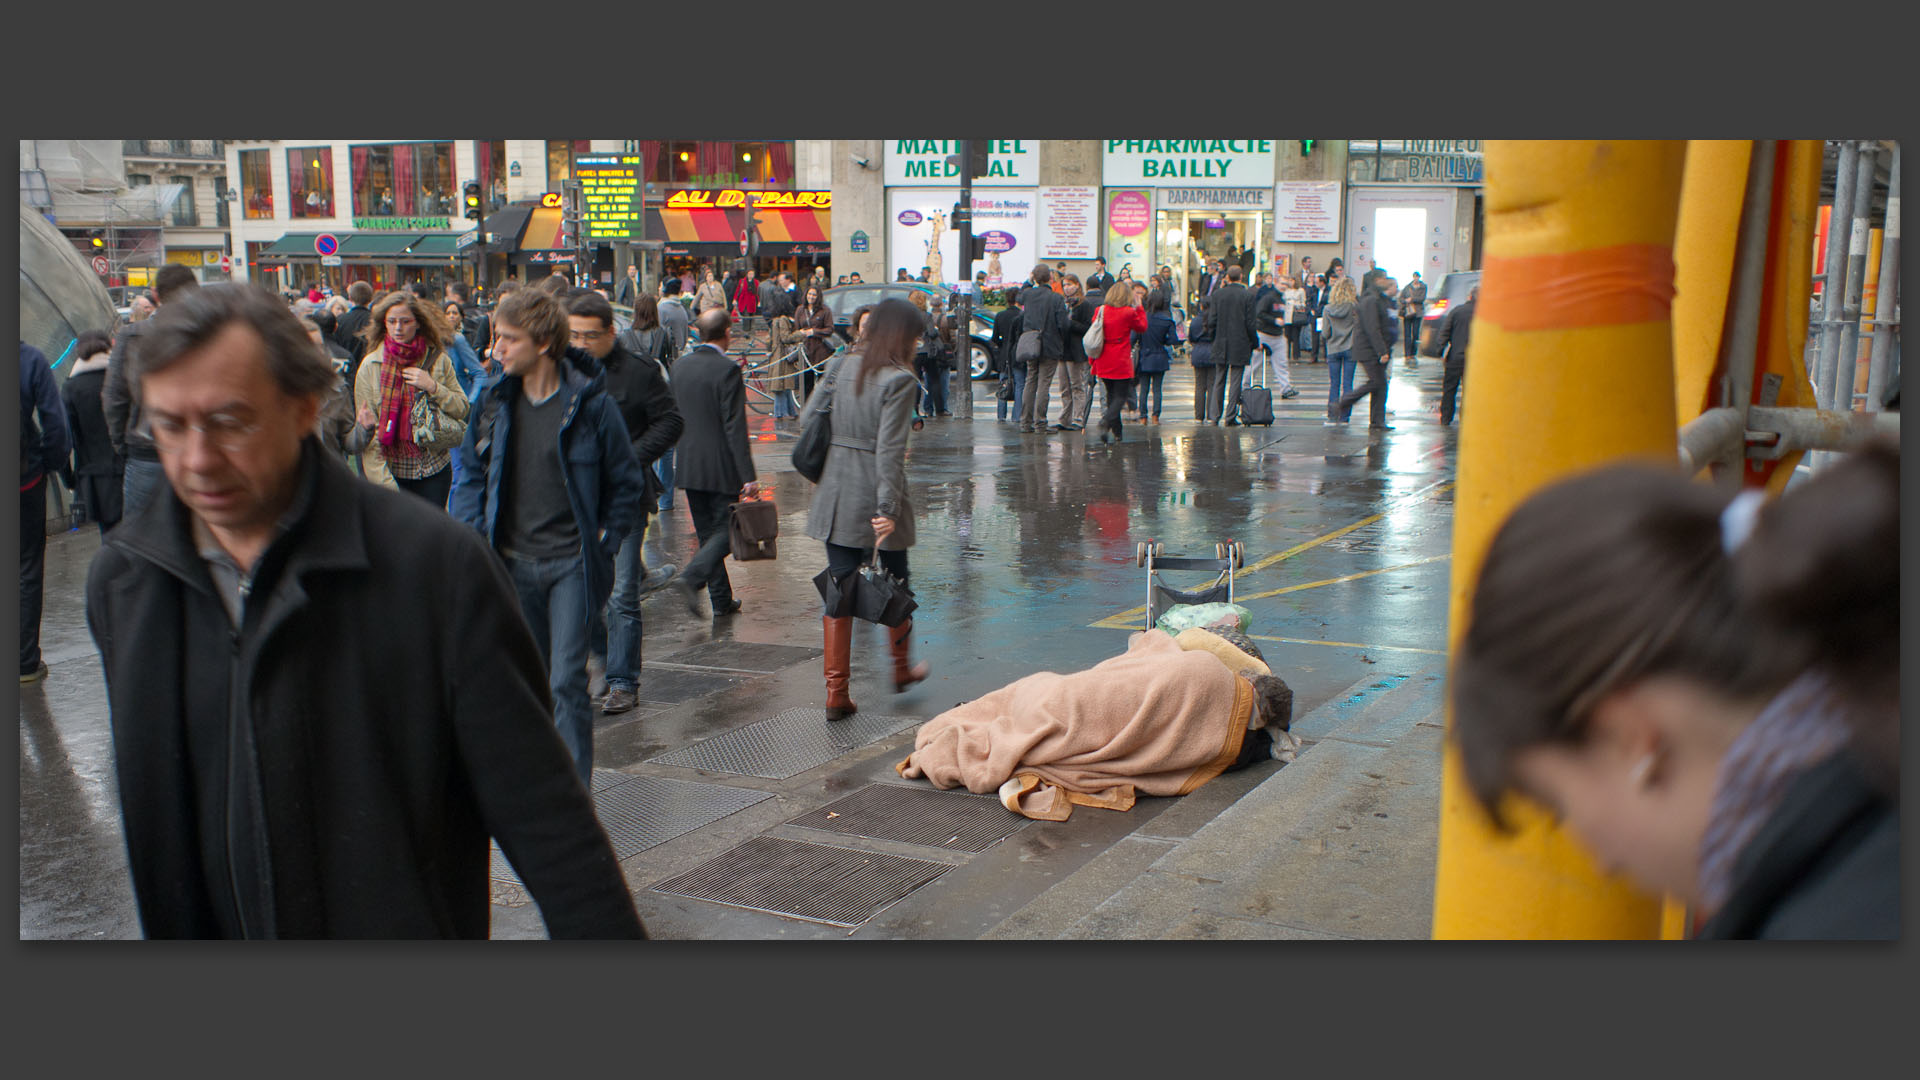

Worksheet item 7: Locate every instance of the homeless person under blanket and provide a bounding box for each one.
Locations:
[895,629,1293,821]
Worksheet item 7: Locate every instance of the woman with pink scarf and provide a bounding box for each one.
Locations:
[351,291,470,507]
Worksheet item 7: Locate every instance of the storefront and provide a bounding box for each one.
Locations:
[1345,141,1484,282]
[251,230,469,294]
[882,141,1036,289]
[1102,141,1278,308]
[643,188,834,284]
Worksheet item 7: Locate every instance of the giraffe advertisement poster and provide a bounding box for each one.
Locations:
[887,187,1036,289]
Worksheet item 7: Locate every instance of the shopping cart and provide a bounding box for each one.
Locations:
[1136,538,1246,629]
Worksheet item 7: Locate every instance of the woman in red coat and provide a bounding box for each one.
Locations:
[733,270,759,317]
[1091,281,1148,443]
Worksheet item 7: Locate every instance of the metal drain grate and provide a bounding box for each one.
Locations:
[647,708,922,779]
[491,775,772,882]
[650,835,952,927]
[785,783,1025,853]
[655,641,823,673]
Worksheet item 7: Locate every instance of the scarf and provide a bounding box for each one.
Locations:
[1695,672,1853,915]
[376,335,430,453]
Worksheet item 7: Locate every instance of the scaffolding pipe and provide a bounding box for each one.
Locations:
[1812,142,1857,414]
[1677,407,1746,474]
[1865,144,1900,411]
[1713,140,1776,485]
[1745,405,1899,459]
[1837,141,1879,409]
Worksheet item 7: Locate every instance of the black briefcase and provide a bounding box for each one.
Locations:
[728,496,779,561]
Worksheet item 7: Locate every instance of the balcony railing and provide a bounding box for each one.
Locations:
[123,140,224,160]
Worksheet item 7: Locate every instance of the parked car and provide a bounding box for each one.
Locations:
[820,282,999,379]
[1419,270,1480,355]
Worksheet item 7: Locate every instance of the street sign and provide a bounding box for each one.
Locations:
[740,232,749,255]
[315,234,339,257]
[90,254,108,274]
[221,255,232,273]
[456,229,479,250]
[320,255,342,266]
[850,230,870,253]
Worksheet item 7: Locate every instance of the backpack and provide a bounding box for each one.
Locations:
[462,310,490,353]
[923,317,952,364]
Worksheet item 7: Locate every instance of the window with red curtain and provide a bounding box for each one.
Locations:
[640,140,662,184]
[392,144,416,216]
[288,147,334,218]
[767,142,792,186]
[710,141,735,184]
[351,146,371,215]
[315,150,335,216]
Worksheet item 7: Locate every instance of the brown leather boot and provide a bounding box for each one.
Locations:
[888,618,930,693]
[823,615,857,721]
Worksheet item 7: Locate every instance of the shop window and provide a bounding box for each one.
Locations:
[239,149,274,219]
[640,141,793,189]
[477,140,508,209]
[350,142,456,218]
[287,147,335,218]
[214,174,229,227]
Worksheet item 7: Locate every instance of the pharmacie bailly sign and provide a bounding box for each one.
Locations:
[1102,141,1276,187]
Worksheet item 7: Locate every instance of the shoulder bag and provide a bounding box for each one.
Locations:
[410,356,468,451]
[791,353,844,483]
[1081,305,1107,357]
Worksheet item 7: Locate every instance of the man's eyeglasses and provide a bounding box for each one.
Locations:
[141,412,263,453]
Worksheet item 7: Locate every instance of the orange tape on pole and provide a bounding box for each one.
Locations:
[1478,245,1678,332]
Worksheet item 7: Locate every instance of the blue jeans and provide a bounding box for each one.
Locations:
[1137,371,1165,417]
[506,552,594,783]
[599,521,649,694]
[996,362,1026,421]
[1326,351,1356,415]
[122,457,166,519]
[772,389,799,418]
[653,447,676,512]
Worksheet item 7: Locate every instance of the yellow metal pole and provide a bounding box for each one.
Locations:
[1672,140,1753,424]
[1432,140,1688,939]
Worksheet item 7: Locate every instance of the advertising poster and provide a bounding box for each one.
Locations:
[1037,186,1099,260]
[1103,189,1153,279]
[1275,181,1341,243]
[887,187,1036,288]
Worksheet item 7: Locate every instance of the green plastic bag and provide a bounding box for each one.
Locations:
[1154,602,1251,637]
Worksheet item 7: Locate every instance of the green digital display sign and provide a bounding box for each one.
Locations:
[574,154,644,241]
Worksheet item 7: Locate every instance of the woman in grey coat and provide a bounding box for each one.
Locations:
[1320,276,1360,425]
[797,298,930,720]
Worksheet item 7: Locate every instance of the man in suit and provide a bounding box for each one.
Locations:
[1208,265,1260,425]
[1426,285,1475,426]
[615,263,641,306]
[1335,271,1400,431]
[1085,256,1116,297]
[990,290,1025,422]
[668,310,760,617]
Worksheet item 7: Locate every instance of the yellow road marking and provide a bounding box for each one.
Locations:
[1090,554,1452,631]
[1246,635,1447,656]
[1092,479,1456,629]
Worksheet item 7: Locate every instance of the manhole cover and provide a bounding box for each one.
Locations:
[650,835,951,928]
[647,708,921,780]
[655,641,822,673]
[491,775,772,882]
[786,783,1025,853]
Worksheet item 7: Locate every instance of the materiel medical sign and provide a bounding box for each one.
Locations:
[574,154,645,241]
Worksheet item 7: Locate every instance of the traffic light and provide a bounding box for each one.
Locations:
[559,180,582,250]
[463,181,482,220]
[746,205,765,258]
[966,140,991,179]
[1299,139,1315,156]
[968,236,987,261]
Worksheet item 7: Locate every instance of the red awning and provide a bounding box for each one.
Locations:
[644,205,829,244]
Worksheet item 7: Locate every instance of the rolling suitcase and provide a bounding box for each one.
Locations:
[1240,350,1275,426]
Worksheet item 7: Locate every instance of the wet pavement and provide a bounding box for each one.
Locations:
[19,358,1459,939]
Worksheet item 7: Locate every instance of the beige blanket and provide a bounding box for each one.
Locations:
[895,631,1252,821]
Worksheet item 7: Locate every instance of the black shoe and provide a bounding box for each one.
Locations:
[1019,424,1035,433]
[1063,423,1084,432]
[1225,417,1241,427]
[1369,424,1396,431]
[1281,389,1300,399]
[601,688,638,715]
[712,599,743,617]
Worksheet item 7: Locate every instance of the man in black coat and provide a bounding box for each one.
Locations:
[1335,271,1399,430]
[1057,274,1095,431]
[1425,286,1474,426]
[669,309,760,617]
[104,263,200,521]
[989,291,1025,422]
[333,279,375,367]
[1017,265,1072,434]
[569,293,684,715]
[1206,265,1259,425]
[86,283,644,938]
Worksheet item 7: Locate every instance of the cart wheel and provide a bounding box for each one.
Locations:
[1154,541,1166,557]
[1233,541,1246,569]
[1214,542,1226,561]
[1136,542,1149,568]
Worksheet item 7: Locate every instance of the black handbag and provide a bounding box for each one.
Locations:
[811,552,917,627]
[792,354,843,483]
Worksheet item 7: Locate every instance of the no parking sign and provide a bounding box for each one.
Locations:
[315,234,339,257]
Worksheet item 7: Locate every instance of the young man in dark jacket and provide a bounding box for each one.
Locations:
[88,283,643,938]
[333,280,375,366]
[20,340,71,685]
[667,309,761,617]
[61,330,123,536]
[451,288,647,783]
[990,290,1025,422]
[568,292,684,716]
[1425,285,1474,426]
[1336,272,1399,430]
[1207,265,1259,425]
[1017,265,1071,433]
